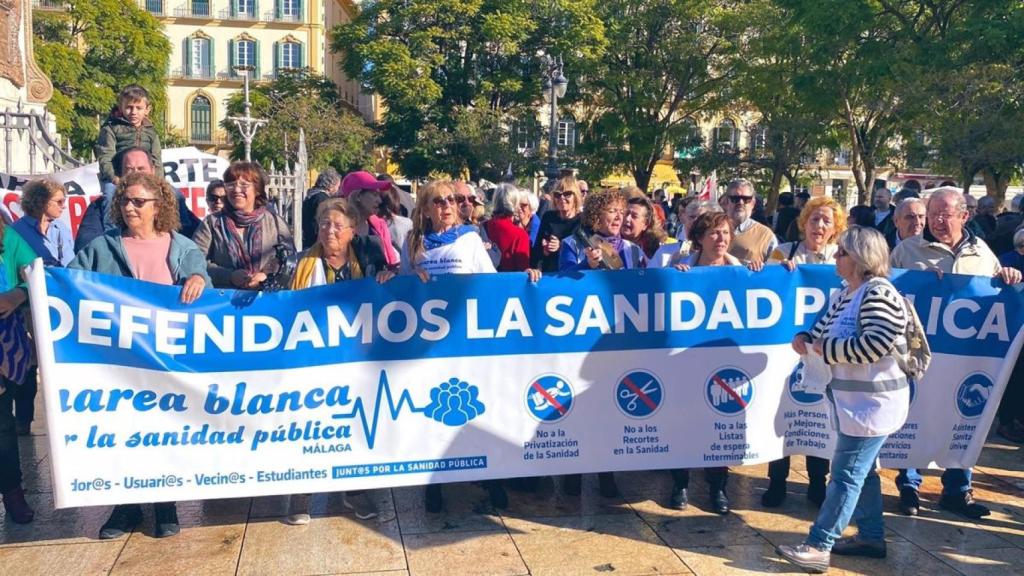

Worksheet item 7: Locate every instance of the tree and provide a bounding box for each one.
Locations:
[574,0,741,193]
[222,69,373,172]
[332,0,606,180]
[33,0,171,157]
[727,0,837,213]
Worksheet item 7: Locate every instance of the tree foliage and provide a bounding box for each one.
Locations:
[332,0,606,180]
[221,69,373,172]
[33,0,171,158]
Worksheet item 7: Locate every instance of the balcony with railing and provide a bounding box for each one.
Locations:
[169,68,271,81]
[144,1,304,22]
[31,0,69,11]
[172,3,212,18]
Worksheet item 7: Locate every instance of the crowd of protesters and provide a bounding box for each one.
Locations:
[1,84,1023,574]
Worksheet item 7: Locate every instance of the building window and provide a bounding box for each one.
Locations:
[145,0,163,14]
[515,121,539,153]
[192,0,209,16]
[749,124,767,157]
[279,0,299,20]
[235,40,256,68]
[281,42,301,69]
[556,117,575,151]
[674,119,702,159]
[235,0,255,18]
[191,96,212,143]
[713,119,737,153]
[189,37,212,78]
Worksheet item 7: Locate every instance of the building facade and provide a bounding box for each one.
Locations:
[139,0,376,153]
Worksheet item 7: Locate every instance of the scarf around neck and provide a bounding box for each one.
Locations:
[424,225,475,251]
[219,206,268,273]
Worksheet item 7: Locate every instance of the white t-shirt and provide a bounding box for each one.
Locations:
[401,231,496,276]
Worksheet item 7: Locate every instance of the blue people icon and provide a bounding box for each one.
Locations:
[706,367,754,416]
[423,378,486,426]
[526,374,574,423]
[615,370,663,418]
[787,362,823,406]
[956,372,994,419]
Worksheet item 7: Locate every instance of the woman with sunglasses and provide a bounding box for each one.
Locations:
[204,179,227,217]
[531,177,583,272]
[8,180,72,437]
[71,172,211,540]
[402,181,529,513]
[193,162,294,289]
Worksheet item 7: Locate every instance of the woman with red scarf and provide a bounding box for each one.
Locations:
[193,162,294,289]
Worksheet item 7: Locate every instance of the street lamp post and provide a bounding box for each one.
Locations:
[227,65,267,162]
[541,54,568,181]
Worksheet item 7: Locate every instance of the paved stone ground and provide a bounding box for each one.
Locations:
[3,401,1024,575]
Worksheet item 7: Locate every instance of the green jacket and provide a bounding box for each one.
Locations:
[2,225,38,290]
[70,230,212,287]
[95,112,162,183]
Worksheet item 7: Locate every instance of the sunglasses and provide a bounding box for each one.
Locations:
[119,197,157,208]
[455,194,476,204]
[432,195,456,206]
[728,195,754,204]
[207,195,226,205]
[552,191,575,199]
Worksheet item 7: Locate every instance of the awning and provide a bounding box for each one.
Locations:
[600,162,681,189]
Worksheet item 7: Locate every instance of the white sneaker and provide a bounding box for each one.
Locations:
[343,491,379,520]
[285,494,310,525]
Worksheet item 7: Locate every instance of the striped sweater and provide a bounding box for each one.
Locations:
[809,280,907,366]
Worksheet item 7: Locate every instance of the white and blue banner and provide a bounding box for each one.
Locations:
[26,262,1024,508]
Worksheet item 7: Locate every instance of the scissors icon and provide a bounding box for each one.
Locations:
[619,378,658,412]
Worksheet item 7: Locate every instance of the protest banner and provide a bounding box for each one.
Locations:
[0,148,229,235]
[26,263,1024,508]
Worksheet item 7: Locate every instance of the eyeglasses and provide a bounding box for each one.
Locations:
[455,194,476,205]
[931,212,962,223]
[207,195,226,205]
[48,197,66,207]
[319,221,352,232]
[728,195,754,204]
[552,191,575,200]
[119,197,157,208]
[432,195,456,206]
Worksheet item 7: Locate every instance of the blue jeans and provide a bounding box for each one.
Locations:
[895,468,972,495]
[100,181,117,231]
[807,432,888,550]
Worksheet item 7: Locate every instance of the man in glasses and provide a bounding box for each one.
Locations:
[724,178,777,264]
[890,187,1021,520]
[75,148,201,252]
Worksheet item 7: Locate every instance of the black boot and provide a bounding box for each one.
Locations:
[598,473,619,498]
[761,479,786,508]
[1,486,34,524]
[807,477,827,507]
[485,481,508,509]
[668,485,688,510]
[710,487,730,515]
[99,504,144,539]
[425,485,443,513]
[153,502,180,538]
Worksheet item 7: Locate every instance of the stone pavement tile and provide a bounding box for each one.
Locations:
[504,513,691,575]
[236,514,406,576]
[499,474,633,520]
[250,490,395,522]
[403,530,529,576]
[736,502,906,546]
[325,572,408,576]
[17,434,49,466]
[110,512,246,576]
[885,510,1012,552]
[932,547,1024,575]
[0,541,123,576]
[673,543,804,575]
[639,506,767,549]
[0,492,110,546]
[827,541,961,575]
[21,453,54,494]
[394,485,505,534]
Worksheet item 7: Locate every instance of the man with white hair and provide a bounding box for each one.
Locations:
[724,178,777,264]
[889,186,1021,519]
[885,198,926,249]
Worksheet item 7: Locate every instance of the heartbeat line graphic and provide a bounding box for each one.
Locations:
[331,370,426,449]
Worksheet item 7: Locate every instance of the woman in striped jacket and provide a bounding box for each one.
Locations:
[777,226,909,573]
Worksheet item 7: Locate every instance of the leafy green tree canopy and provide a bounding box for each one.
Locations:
[33,0,171,158]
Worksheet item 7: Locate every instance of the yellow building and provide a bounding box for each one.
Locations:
[138,0,377,153]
